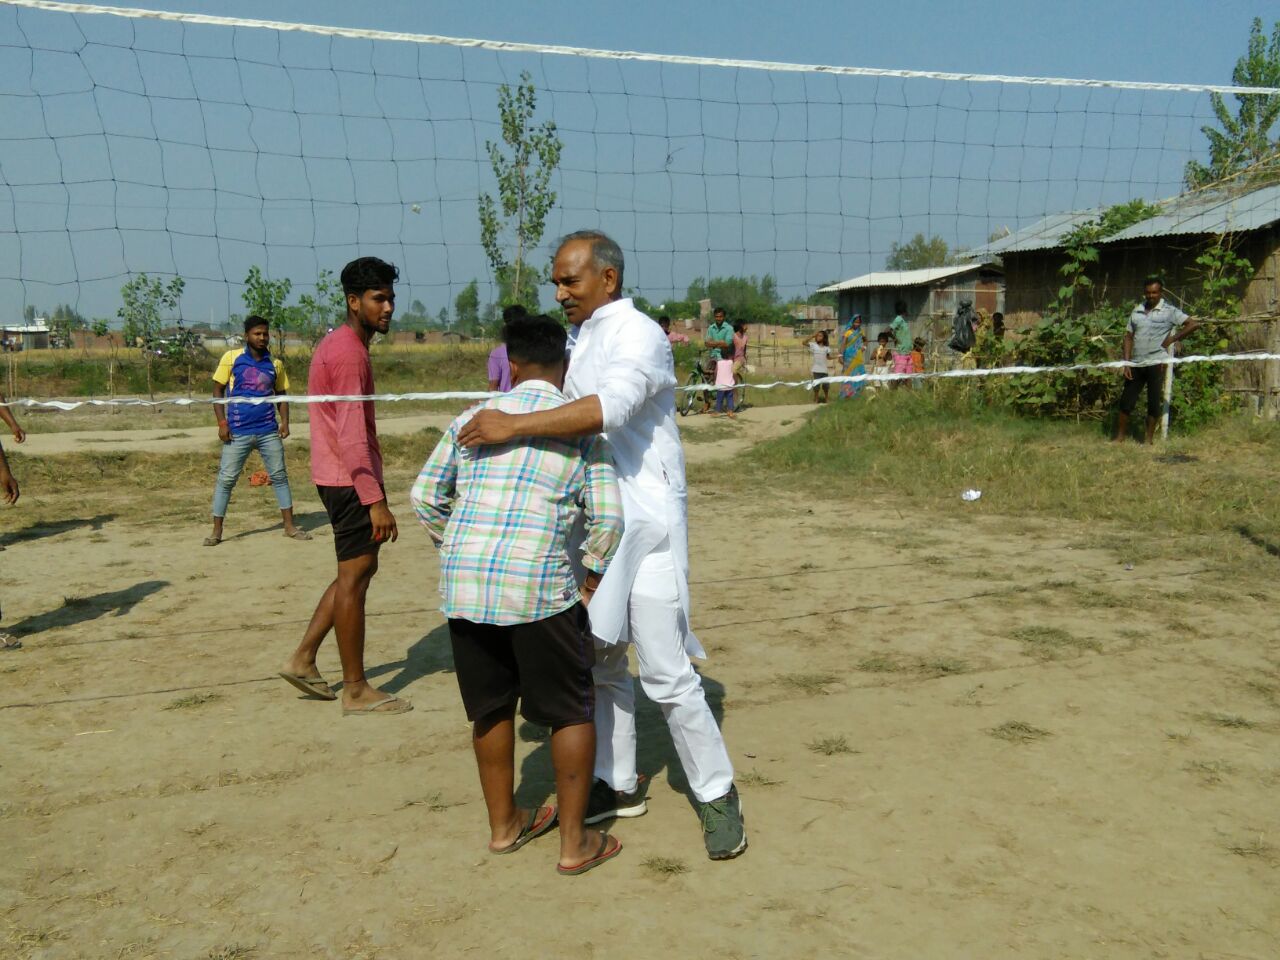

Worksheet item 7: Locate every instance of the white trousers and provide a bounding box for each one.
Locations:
[592,546,735,804]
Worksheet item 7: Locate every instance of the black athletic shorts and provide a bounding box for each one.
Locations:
[448,603,595,728]
[1117,363,1166,418]
[316,484,383,563]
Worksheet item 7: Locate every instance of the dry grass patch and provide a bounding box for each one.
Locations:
[1185,759,1236,785]
[398,792,464,813]
[1225,836,1278,865]
[807,736,854,756]
[917,657,968,677]
[777,672,839,695]
[1010,625,1102,660]
[988,720,1051,743]
[642,856,689,877]
[162,692,222,710]
[739,769,783,787]
[1199,711,1257,729]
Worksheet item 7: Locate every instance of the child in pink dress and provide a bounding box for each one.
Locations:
[713,358,737,418]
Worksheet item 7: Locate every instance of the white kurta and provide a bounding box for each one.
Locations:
[565,298,704,659]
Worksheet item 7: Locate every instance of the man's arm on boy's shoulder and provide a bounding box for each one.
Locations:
[577,437,624,588]
[459,322,671,448]
[409,424,461,545]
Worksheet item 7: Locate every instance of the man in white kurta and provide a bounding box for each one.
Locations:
[458,231,747,860]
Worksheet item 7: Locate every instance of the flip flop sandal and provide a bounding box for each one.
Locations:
[557,832,622,876]
[342,695,413,717]
[492,805,558,855]
[285,529,314,541]
[1,634,22,651]
[202,537,221,547]
[278,671,337,701]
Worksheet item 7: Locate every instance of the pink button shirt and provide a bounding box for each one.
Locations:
[307,324,384,504]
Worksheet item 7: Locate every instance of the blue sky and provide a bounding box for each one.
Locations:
[0,0,1271,323]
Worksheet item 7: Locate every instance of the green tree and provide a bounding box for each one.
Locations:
[395,297,431,332]
[454,280,480,334]
[90,318,120,400]
[1185,18,1280,189]
[478,71,563,314]
[885,233,950,270]
[118,273,184,399]
[22,304,36,323]
[242,266,293,353]
[809,282,840,310]
[49,303,86,348]
[436,307,449,328]
[686,275,787,324]
[293,269,344,346]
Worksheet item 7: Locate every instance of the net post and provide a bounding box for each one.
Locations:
[1160,348,1175,442]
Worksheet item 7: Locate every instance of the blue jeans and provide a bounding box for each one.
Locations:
[715,388,735,413]
[211,432,292,518]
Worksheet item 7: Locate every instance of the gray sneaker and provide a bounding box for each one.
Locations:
[584,775,648,825]
[700,784,747,860]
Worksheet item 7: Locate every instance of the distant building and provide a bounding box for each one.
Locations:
[817,264,1004,344]
[966,182,1280,413]
[1,319,51,351]
[967,183,1280,322]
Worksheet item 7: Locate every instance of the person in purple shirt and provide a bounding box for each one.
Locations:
[487,305,529,392]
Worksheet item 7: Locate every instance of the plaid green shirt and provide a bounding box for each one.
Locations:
[410,380,624,626]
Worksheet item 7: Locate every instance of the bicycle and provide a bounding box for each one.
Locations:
[678,351,717,417]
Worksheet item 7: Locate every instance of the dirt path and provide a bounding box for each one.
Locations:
[1,410,1277,959]
[18,401,811,457]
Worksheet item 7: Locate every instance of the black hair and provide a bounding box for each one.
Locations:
[713,306,726,317]
[733,321,746,333]
[501,304,529,325]
[1143,276,1163,290]
[340,256,399,296]
[243,314,268,333]
[893,300,908,315]
[992,312,1004,321]
[503,313,567,367]
[658,315,671,325]
[877,330,890,341]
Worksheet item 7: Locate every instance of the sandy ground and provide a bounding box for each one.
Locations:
[2,404,1279,959]
[17,411,455,457]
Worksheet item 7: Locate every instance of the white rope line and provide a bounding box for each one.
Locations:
[6,353,1278,409]
[4,391,496,411]
[759,351,1280,390]
[4,0,1279,97]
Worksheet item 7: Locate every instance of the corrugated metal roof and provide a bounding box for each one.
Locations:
[964,183,1280,258]
[1105,182,1280,242]
[964,210,1102,258]
[817,262,993,293]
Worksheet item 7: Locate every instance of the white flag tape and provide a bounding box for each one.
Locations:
[2,352,1277,410]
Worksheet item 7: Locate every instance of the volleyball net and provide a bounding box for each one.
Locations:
[1,0,1278,411]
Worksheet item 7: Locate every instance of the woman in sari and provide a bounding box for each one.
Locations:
[839,314,866,399]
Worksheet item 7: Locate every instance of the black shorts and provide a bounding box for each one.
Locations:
[316,484,383,563]
[1118,364,1166,418]
[448,604,595,728]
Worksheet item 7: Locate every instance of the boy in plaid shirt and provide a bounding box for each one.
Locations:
[411,313,625,876]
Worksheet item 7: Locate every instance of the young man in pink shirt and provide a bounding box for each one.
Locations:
[278,256,411,716]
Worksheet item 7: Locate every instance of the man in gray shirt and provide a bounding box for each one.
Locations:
[1114,277,1199,443]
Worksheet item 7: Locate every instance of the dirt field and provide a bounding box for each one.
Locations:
[2,403,1278,960]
